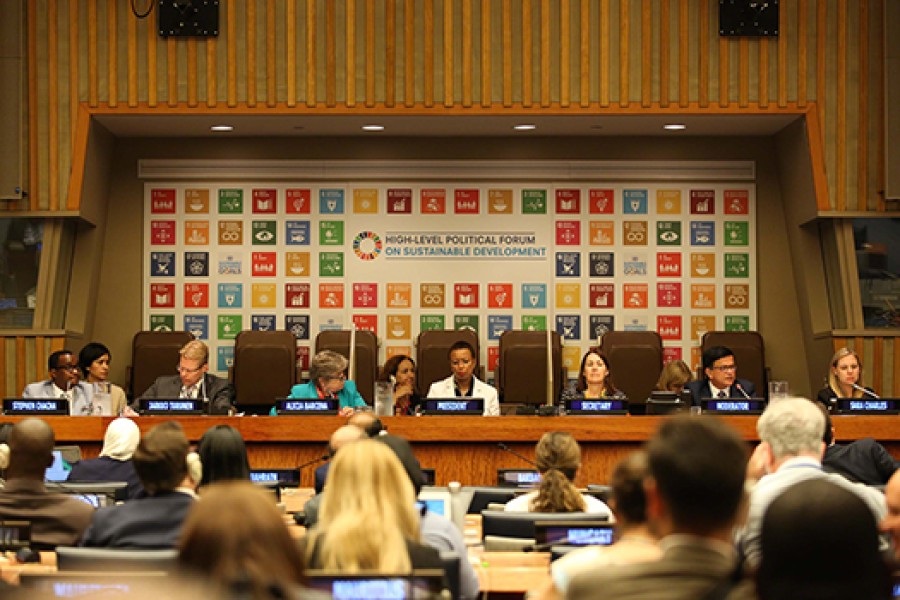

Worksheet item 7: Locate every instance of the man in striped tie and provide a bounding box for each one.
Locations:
[684,345,756,407]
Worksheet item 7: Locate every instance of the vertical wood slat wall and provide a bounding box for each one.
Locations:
[25,0,885,215]
[0,336,67,399]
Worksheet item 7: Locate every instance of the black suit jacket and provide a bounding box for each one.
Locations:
[79,491,195,549]
[823,439,899,486]
[67,457,144,500]
[685,378,756,407]
[135,373,234,415]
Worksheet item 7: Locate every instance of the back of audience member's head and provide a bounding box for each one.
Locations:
[179,481,305,599]
[346,411,384,437]
[133,421,193,494]
[100,417,141,461]
[375,434,424,496]
[2,418,55,480]
[609,451,651,527]
[647,416,747,536]
[756,397,825,461]
[531,431,586,513]
[328,424,366,458]
[197,425,250,487]
[313,439,419,572]
[757,478,891,600]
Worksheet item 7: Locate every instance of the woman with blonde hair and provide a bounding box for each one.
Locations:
[816,347,878,411]
[655,359,693,394]
[304,438,441,572]
[504,432,612,517]
[179,481,306,599]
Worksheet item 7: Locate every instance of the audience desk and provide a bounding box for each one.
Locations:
[3,415,897,487]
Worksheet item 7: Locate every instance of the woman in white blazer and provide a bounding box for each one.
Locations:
[426,341,500,416]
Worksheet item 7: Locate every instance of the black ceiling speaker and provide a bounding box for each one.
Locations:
[158,0,219,38]
[719,0,779,37]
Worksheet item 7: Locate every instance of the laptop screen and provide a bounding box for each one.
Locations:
[44,449,73,482]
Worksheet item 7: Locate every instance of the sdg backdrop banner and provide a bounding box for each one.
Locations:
[143,181,756,382]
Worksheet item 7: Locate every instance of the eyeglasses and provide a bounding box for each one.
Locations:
[712,364,737,372]
[326,373,347,382]
[176,364,204,374]
[54,364,78,372]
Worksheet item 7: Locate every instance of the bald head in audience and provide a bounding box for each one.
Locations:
[347,411,384,437]
[330,424,366,455]
[6,418,55,479]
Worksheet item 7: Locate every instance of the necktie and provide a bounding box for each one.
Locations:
[182,385,196,399]
[717,391,727,399]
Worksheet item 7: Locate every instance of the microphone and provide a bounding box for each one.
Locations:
[296,453,330,470]
[497,442,538,468]
[850,382,880,399]
[524,537,571,553]
[734,383,752,400]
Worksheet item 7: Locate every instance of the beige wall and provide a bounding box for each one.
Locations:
[91,130,812,395]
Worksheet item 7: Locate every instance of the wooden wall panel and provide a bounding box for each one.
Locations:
[833,336,899,399]
[0,335,67,398]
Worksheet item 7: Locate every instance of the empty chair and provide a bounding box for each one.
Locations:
[701,331,767,397]
[480,510,602,552]
[495,330,564,406]
[56,547,179,572]
[314,330,379,402]
[232,330,297,414]
[599,331,663,412]
[129,331,194,399]
[415,329,480,397]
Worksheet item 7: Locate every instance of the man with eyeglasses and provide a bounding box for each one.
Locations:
[22,349,95,415]
[685,345,756,407]
[136,340,234,415]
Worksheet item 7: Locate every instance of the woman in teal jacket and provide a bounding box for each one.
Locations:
[285,350,366,417]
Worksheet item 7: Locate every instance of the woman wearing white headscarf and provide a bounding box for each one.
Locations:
[68,418,144,499]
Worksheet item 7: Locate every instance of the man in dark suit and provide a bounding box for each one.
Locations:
[80,421,200,548]
[568,417,751,600]
[135,339,234,415]
[821,408,898,485]
[685,345,756,407]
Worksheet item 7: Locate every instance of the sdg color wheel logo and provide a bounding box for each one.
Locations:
[353,231,383,261]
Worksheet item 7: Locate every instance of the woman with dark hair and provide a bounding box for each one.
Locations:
[78,342,131,416]
[561,348,624,403]
[504,431,612,516]
[377,354,421,415]
[197,425,250,487]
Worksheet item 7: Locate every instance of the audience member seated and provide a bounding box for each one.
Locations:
[820,407,898,486]
[78,342,132,416]
[136,339,234,415]
[80,421,201,548]
[684,345,756,407]
[346,411,385,437]
[286,350,366,417]
[426,340,499,416]
[756,478,892,600]
[68,417,144,499]
[737,397,887,566]
[561,348,625,403]
[543,451,661,599]
[376,434,480,600]
[655,359,693,393]
[378,354,422,415]
[882,471,900,565]
[816,347,878,412]
[0,422,12,487]
[179,481,307,599]
[197,425,250,488]
[22,349,95,415]
[0,418,94,548]
[567,417,751,600]
[302,439,442,572]
[504,431,612,517]
[304,425,369,527]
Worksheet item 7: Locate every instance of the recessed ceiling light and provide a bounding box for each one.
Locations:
[513,124,537,131]
[293,125,305,131]
[663,123,686,130]
[210,125,233,132]
[590,125,604,130]
[361,124,384,131]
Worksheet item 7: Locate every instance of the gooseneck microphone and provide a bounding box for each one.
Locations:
[497,442,538,468]
[296,453,330,470]
[850,382,880,399]
[734,383,752,400]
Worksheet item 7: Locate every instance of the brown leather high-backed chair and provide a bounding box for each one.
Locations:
[314,330,379,403]
[414,329,481,397]
[232,330,297,414]
[599,331,664,411]
[701,331,767,397]
[129,331,194,399]
[495,330,565,406]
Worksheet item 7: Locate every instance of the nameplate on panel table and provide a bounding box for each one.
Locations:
[701,398,766,415]
[249,469,301,486]
[274,398,339,415]
[833,398,900,415]
[138,398,205,415]
[565,399,629,415]
[3,398,69,415]
[419,398,484,415]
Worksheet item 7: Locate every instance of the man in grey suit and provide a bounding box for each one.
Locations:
[568,417,751,600]
[135,340,234,415]
[22,349,95,415]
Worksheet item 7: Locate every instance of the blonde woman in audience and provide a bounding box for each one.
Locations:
[504,431,612,517]
[303,439,442,572]
[179,481,307,599]
[655,359,693,393]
